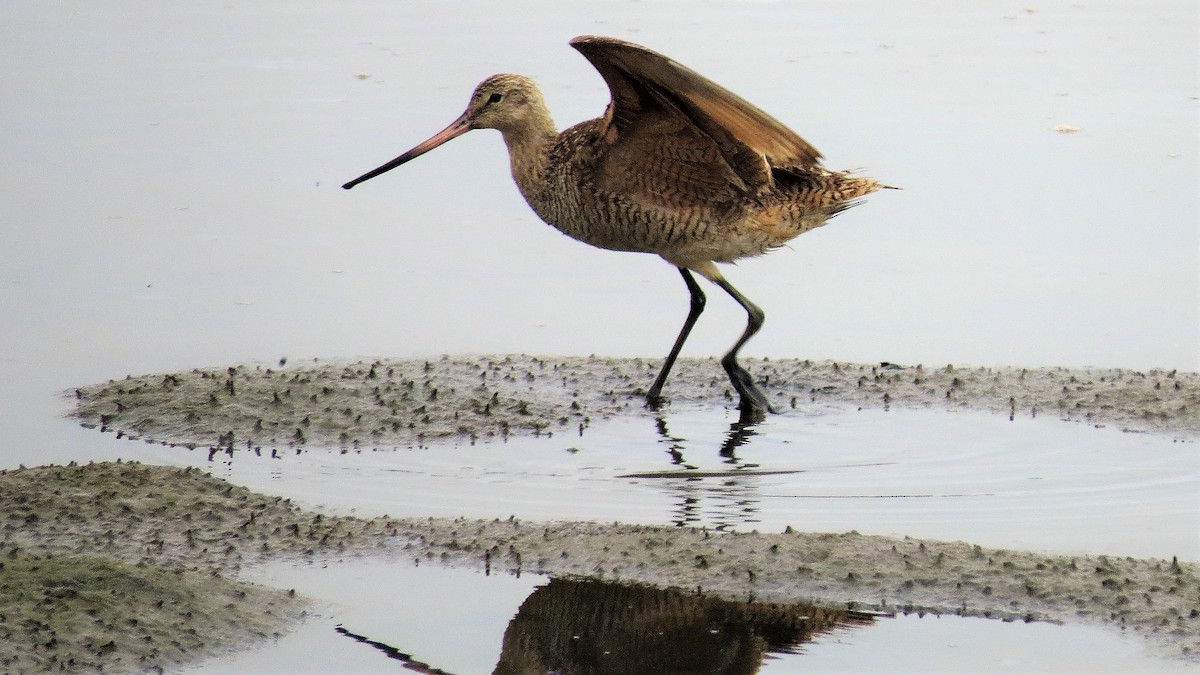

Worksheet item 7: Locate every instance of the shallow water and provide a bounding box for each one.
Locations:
[178,405,1197,561]
[35,395,1200,669]
[6,383,1183,671]
[193,558,1189,674]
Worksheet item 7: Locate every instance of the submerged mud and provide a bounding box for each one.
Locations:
[2,462,1198,672]
[70,355,1199,454]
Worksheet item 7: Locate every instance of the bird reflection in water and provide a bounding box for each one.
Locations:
[337,577,876,674]
[495,578,875,674]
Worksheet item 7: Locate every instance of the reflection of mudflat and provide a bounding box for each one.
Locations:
[493,578,876,675]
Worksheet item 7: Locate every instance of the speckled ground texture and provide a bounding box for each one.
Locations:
[70,355,1199,451]
[2,356,1196,672]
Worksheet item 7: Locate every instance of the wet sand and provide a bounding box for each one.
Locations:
[3,355,1196,671]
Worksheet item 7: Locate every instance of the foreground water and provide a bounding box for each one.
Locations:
[13,389,1191,671]
[8,355,1198,671]
[194,559,1190,674]
[125,406,1195,562]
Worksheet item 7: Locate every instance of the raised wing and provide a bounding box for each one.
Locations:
[570,35,822,201]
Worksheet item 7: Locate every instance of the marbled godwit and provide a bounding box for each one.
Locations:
[343,36,885,419]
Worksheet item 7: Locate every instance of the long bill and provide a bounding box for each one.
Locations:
[341,111,472,189]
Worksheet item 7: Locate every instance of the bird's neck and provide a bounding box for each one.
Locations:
[500,110,558,202]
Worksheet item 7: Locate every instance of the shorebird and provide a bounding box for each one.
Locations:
[343,35,885,419]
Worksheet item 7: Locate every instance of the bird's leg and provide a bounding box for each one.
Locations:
[646,267,706,408]
[713,278,776,419]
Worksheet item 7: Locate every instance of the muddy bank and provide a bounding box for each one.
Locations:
[0,552,301,673]
[2,462,1197,672]
[69,355,1199,454]
[0,462,336,673]
[393,517,1200,661]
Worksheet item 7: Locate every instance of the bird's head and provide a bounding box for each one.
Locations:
[464,74,547,132]
[342,74,549,190]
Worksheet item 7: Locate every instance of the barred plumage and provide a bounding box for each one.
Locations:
[343,36,887,419]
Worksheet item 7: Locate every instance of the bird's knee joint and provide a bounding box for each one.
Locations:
[748,311,764,330]
[720,353,740,371]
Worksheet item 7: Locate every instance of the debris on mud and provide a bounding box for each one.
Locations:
[70,356,1199,454]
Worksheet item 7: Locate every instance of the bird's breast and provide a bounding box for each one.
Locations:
[520,173,729,257]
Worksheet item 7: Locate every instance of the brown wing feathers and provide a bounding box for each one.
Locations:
[570,35,823,193]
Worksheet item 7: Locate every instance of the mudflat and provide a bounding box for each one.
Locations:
[1,356,1195,672]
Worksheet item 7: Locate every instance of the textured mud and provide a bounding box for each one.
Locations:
[0,553,301,674]
[0,463,323,673]
[13,356,1196,670]
[3,462,1198,672]
[70,355,1199,454]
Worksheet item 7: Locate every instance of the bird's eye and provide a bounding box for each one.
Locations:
[487,92,503,104]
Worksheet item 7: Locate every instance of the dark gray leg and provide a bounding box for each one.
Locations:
[714,278,775,419]
[646,267,705,407]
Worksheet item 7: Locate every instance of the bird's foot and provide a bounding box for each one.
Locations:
[735,401,768,425]
[735,388,773,422]
[724,360,778,417]
[644,379,669,410]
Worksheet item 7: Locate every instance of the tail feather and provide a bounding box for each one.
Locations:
[834,173,892,200]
